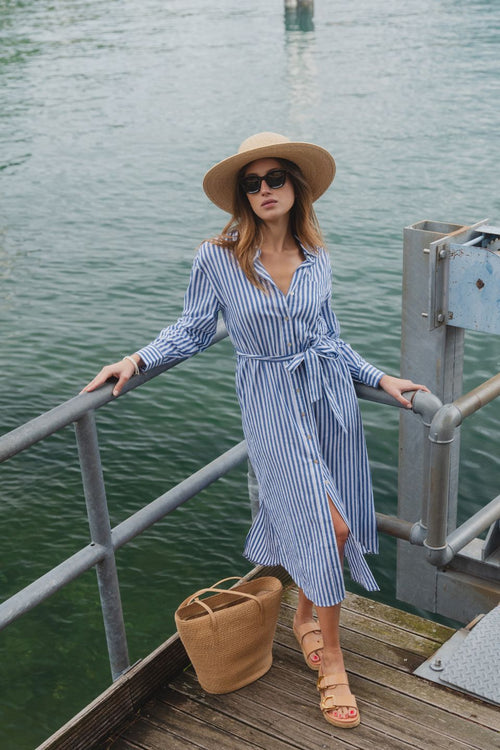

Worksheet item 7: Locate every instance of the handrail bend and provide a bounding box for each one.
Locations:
[424,372,500,566]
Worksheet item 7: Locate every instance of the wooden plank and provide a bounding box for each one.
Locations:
[36,631,190,750]
[350,673,498,750]
[275,621,427,673]
[275,625,424,672]
[282,589,452,654]
[165,672,355,750]
[346,651,500,732]
[342,592,454,642]
[36,676,134,750]
[267,649,494,750]
[340,608,443,656]
[134,692,299,750]
[283,588,454,643]
[271,642,500,738]
[118,713,216,750]
[167,670,418,750]
[103,726,199,750]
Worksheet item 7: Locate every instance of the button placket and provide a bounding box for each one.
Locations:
[283,298,293,353]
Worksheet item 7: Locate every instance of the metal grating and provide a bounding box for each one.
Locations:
[415,605,500,706]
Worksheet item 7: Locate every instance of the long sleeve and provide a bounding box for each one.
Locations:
[320,273,385,389]
[136,256,221,371]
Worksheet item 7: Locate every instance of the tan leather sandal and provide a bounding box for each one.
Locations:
[317,670,360,728]
[293,620,323,670]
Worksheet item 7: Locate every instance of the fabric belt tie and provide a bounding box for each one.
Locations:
[237,341,347,433]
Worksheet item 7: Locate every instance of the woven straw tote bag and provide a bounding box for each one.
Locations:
[175,576,283,694]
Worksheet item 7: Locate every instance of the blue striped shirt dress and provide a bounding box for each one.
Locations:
[137,240,385,607]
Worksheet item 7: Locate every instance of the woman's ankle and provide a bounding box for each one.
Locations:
[294,609,314,625]
[295,590,315,624]
[320,647,345,673]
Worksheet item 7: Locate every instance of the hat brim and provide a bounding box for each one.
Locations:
[203,141,336,214]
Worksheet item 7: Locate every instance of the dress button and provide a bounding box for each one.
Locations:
[307,435,312,440]
[287,342,292,347]
[284,316,289,321]
[301,412,306,417]
[313,459,319,464]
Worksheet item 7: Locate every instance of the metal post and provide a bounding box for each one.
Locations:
[74,411,130,680]
[398,220,467,612]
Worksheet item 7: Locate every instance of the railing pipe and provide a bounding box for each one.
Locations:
[112,440,248,549]
[0,322,230,463]
[1,361,431,466]
[354,383,412,408]
[0,544,106,631]
[424,372,500,565]
[453,371,500,420]
[424,404,462,559]
[444,494,500,562]
[75,412,130,680]
[0,441,248,635]
[376,513,412,540]
[409,390,443,544]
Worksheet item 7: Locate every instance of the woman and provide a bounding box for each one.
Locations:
[83,132,427,729]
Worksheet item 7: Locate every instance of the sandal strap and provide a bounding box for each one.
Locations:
[317,671,349,690]
[294,621,321,642]
[320,692,358,712]
[302,634,322,658]
[318,671,358,713]
[294,622,323,659]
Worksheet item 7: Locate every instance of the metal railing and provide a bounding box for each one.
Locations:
[419,372,500,567]
[1,322,498,680]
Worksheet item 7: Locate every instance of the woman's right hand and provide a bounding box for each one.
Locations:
[81,356,140,397]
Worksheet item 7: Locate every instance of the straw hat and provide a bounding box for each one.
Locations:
[203,132,336,213]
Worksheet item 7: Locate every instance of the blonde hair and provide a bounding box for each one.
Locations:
[212,159,324,290]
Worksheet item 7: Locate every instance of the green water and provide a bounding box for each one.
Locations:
[1,0,499,747]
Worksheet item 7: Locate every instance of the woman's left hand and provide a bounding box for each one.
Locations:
[379,375,430,409]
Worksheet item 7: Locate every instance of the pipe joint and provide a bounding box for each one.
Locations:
[423,540,455,567]
[409,521,427,546]
[410,391,443,426]
[429,403,463,443]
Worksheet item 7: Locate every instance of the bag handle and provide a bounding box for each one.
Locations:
[178,576,264,630]
[178,576,245,608]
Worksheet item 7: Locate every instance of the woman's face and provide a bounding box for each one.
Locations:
[242,158,295,223]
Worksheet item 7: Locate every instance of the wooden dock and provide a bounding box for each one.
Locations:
[98,586,500,750]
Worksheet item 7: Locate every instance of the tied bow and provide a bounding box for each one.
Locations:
[283,341,348,433]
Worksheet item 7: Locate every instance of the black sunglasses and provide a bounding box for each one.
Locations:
[240,169,287,194]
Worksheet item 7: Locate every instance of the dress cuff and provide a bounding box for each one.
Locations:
[358,363,385,389]
[135,344,164,372]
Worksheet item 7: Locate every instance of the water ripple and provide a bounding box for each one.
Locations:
[1,0,499,747]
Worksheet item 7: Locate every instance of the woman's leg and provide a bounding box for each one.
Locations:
[315,499,358,723]
[293,588,322,667]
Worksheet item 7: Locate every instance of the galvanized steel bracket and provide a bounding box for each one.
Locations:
[427,220,500,334]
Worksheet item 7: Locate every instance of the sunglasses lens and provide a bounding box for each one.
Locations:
[265,170,286,189]
[240,169,287,194]
[241,176,261,193]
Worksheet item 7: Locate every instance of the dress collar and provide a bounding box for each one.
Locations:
[253,238,318,262]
